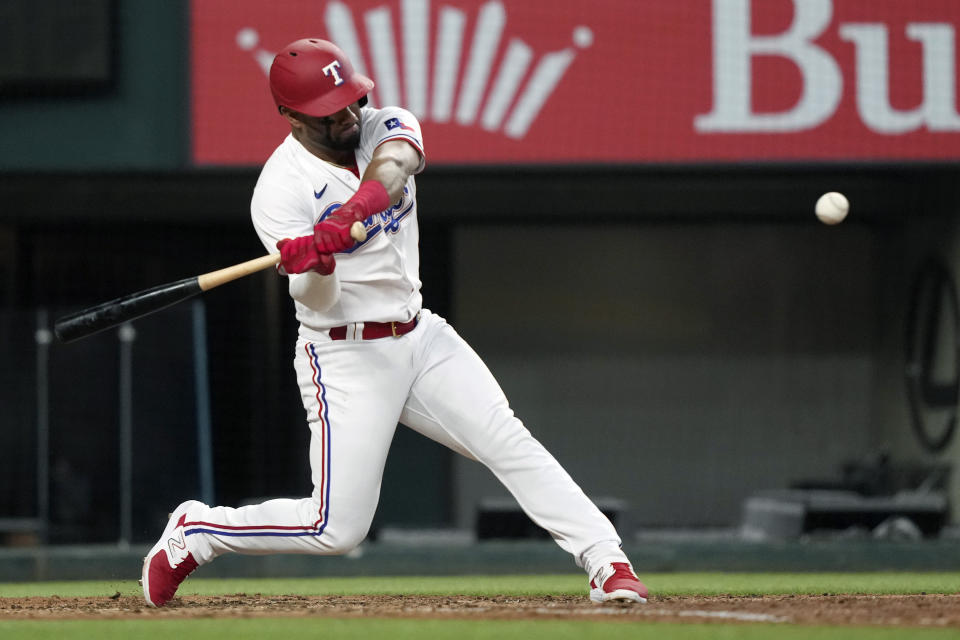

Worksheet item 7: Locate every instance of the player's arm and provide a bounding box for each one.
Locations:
[276,238,342,312]
[313,139,422,253]
[287,267,340,312]
[252,181,342,310]
[361,139,422,203]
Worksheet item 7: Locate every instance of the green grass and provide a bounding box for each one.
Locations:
[2,618,959,640]
[2,573,959,639]
[2,571,958,598]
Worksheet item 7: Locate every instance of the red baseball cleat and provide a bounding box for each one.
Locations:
[141,500,203,607]
[589,562,648,603]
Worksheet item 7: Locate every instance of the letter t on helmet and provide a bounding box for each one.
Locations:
[322,60,344,85]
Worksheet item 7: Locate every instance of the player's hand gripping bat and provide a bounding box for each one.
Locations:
[53,222,366,343]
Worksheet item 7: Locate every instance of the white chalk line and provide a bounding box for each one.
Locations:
[533,607,788,623]
[673,609,788,623]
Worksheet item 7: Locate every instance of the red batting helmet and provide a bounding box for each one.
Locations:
[269,38,374,117]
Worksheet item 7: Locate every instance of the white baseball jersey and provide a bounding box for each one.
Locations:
[250,106,426,338]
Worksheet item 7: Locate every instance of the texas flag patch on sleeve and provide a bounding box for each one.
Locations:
[376,110,425,169]
[384,117,414,132]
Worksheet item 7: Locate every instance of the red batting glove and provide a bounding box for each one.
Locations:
[313,209,362,254]
[276,236,336,275]
[314,180,391,253]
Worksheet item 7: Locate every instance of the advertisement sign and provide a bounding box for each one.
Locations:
[191,0,960,165]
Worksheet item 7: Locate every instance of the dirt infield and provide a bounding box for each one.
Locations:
[2,593,959,627]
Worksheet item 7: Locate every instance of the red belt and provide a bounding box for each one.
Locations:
[329,315,419,341]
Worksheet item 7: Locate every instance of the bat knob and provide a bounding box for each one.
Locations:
[350,221,367,243]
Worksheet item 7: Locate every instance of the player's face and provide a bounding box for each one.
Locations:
[295,102,363,153]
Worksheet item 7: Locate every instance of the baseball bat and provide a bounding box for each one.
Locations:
[54,222,366,343]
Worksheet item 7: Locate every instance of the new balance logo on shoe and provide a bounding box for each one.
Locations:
[166,514,189,566]
[592,563,617,589]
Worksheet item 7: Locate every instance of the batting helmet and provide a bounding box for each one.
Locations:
[269,38,374,117]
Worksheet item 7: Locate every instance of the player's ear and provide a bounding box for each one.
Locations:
[279,106,303,128]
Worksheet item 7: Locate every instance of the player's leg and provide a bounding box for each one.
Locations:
[143,337,410,605]
[400,311,621,563]
[187,338,409,560]
[400,311,646,602]
[400,321,647,604]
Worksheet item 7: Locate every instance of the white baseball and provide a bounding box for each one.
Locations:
[815,192,849,225]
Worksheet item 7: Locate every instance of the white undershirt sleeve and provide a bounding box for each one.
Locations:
[288,270,341,313]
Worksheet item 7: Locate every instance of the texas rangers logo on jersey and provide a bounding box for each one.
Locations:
[377,187,414,234]
[318,186,414,251]
[384,117,414,132]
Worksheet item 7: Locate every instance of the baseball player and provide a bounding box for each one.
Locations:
[142,38,647,607]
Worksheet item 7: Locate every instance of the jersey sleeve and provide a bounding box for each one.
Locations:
[250,178,314,254]
[364,107,426,174]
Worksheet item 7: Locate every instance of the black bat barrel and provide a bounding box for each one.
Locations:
[54,277,202,343]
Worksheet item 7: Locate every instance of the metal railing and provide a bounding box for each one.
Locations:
[1,302,214,547]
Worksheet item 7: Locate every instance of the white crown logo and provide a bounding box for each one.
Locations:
[236,0,592,139]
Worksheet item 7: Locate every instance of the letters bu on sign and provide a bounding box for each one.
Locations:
[696,0,960,134]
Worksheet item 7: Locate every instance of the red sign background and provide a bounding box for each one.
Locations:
[191,0,960,165]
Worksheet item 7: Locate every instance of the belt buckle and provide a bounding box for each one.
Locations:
[391,321,398,337]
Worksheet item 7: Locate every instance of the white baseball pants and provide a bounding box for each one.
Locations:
[183,310,628,577]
